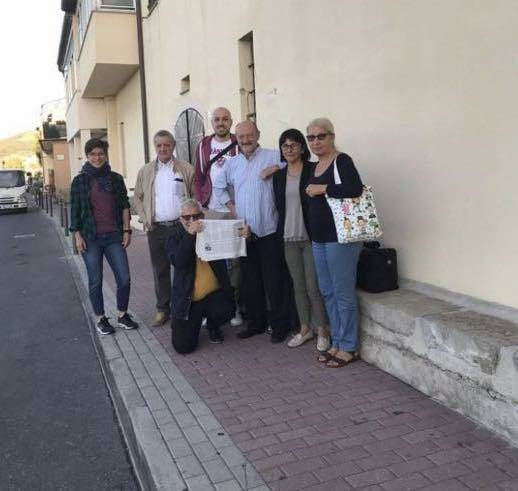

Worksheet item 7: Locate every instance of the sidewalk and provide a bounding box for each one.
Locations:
[58,214,518,490]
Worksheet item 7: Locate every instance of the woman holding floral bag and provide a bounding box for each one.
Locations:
[305,118,363,368]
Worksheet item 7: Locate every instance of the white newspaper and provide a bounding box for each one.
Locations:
[195,219,247,261]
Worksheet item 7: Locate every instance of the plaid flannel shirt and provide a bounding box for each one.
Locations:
[69,171,130,239]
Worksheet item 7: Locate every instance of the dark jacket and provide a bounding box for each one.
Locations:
[166,220,234,320]
[69,171,130,239]
[272,161,314,240]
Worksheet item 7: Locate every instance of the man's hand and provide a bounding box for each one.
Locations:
[227,202,237,219]
[122,232,132,248]
[187,220,204,235]
[238,224,251,240]
[305,184,328,197]
[260,164,280,180]
[75,232,87,253]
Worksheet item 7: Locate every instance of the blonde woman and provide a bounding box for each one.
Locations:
[305,118,363,367]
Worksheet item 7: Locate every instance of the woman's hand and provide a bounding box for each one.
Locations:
[187,220,204,235]
[305,184,328,197]
[75,232,87,253]
[122,232,132,248]
[260,164,280,180]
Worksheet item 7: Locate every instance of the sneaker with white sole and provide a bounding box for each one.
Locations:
[317,335,330,352]
[117,313,139,330]
[230,312,243,327]
[96,316,115,335]
[287,330,314,348]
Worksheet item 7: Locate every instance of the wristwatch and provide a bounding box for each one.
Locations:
[123,229,132,234]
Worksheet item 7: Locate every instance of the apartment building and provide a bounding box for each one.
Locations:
[57,0,518,311]
[57,0,143,189]
[38,98,71,196]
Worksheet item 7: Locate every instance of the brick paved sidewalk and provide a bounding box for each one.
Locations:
[106,231,518,491]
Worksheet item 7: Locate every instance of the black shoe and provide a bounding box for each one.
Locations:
[96,316,115,335]
[270,331,288,343]
[117,313,139,330]
[208,326,224,344]
[236,327,266,339]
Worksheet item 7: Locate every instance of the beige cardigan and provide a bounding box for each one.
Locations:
[133,158,195,230]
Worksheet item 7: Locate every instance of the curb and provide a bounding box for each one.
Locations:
[48,212,269,491]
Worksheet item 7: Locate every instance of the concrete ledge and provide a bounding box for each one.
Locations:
[359,288,518,446]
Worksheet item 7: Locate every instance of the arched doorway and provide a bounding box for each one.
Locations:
[173,108,205,164]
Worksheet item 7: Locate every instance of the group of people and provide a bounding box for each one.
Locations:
[70,107,365,368]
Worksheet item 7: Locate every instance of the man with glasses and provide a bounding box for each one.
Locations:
[166,199,236,351]
[134,130,195,327]
[213,120,292,343]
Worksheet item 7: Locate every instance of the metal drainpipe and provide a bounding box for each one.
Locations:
[135,0,150,162]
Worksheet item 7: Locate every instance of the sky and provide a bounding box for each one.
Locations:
[0,0,64,139]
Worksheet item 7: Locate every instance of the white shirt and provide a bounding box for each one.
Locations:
[153,160,186,221]
[207,138,232,212]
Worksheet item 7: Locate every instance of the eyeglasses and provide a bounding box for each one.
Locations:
[87,152,106,158]
[181,213,203,221]
[281,143,301,151]
[306,133,330,142]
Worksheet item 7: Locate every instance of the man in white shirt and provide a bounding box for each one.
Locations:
[134,130,195,326]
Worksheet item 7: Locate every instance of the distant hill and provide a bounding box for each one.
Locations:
[0,131,41,171]
[0,131,39,160]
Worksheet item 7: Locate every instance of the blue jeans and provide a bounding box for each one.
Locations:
[312,241,361,351]
[81,232,130,316]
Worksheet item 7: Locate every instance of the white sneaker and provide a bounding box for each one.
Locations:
[287,330,314,348]
[230,312,243,327]
[317,335,330,352]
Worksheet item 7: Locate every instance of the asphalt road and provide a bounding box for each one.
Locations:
[0,209,138,490]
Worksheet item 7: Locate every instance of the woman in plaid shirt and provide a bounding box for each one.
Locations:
[70,138,139,335]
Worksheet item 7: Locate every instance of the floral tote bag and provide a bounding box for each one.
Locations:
[326,160,383,243]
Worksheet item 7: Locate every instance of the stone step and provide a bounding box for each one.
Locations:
[358,288,518,446]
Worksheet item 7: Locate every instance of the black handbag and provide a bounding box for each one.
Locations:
[357,242,398,293]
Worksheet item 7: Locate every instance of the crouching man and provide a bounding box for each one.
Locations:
[166,198,235,354]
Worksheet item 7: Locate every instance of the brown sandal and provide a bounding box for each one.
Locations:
[325,352,361,368]
[317,351,336,363]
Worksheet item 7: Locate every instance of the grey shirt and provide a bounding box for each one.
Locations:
[284,173,309,241]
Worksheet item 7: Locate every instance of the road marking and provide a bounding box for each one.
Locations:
[14,233,36,239]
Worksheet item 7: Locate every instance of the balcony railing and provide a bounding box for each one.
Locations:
[78,0,135,46]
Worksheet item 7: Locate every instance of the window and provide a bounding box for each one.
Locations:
[180,75,190,95]
[238,32,256,121]
[99,0,135,9]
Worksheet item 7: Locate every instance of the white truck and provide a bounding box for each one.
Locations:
[0,170,28,212]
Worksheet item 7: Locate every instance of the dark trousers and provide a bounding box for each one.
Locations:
[81,232,130,316]
[240,233,291,337]
[171,289,234,354]
[147,224,176,313]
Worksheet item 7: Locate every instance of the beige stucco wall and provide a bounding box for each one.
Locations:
[52,141,71,194]
[115,71,144,190]
[140,0,518,309]
[65,92,107,141]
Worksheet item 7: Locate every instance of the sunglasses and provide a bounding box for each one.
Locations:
[181,213,203,221]
[306,133,330,142]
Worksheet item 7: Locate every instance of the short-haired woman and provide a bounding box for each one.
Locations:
[305,118,363,367]
[70,138,138,334]
[273,129,329,351]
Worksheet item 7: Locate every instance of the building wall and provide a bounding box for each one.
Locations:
[115,71,144,190]
[140,0,518,309]
[52,141,71,195]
